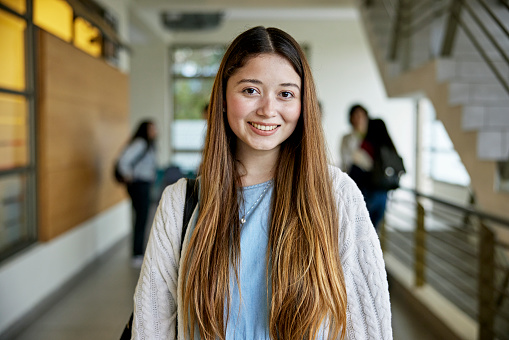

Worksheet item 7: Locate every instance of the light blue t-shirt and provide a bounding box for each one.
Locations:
[226,180,273,339]
[187,180,273,339]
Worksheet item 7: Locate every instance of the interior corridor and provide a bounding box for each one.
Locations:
[5,236,443,340]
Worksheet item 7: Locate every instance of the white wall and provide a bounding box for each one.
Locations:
[130,42,172,167]
[0,202,131,334]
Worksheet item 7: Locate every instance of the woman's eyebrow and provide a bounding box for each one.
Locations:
[237,79,300,90]
[280,82,300,90]
[237,78,262,85]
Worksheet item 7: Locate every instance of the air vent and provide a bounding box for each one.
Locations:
[161,12,224,31]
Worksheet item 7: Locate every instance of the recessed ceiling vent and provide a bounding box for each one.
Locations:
[161,12,224,31]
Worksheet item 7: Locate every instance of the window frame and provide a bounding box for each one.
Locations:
[0,0,37,263]
[170,44,226,174]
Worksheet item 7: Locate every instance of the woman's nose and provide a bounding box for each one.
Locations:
[257,96,277,117]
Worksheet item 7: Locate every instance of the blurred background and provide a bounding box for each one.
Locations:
[0,0,508,339]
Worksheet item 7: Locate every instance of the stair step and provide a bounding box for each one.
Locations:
[437,58,509,84]
[449,82,509,106]
[462,106,509,131]
[477,130,509,160]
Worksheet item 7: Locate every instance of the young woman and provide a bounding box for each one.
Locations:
[133,27,392,339]
[117,120,157,266]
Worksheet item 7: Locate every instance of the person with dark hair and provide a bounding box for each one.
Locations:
[117,120,158,266]
[132,27,391,339]
[340,104,400,230]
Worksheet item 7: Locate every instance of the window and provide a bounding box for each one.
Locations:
[171,45,225,174]
[420,98,470,186]
[32,0,121,63]
[0,1,37,262]
[0,0,121,262]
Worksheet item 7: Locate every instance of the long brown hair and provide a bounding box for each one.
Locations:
[181,26,347,340]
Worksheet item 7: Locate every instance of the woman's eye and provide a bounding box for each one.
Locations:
[280,91,294,98]
[243,88,258,95]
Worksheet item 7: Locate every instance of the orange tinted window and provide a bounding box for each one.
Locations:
[0,0,26,14]
[0,93,28,169]
[0,10,25,91]
[74,17,102,57]
[33,0,73,42]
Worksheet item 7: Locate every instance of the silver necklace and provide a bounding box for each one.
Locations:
[240,180,273,225]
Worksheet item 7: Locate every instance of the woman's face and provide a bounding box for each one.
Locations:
[225,53,302,157]
[351,108,368,134]
[147,123,157,140]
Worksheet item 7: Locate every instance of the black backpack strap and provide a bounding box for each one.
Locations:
[182,178,199,250]
[175,178,198,337]
[121,178,199,340]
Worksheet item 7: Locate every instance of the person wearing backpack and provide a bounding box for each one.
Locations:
[117,120,158,267]
[340,104,404,230]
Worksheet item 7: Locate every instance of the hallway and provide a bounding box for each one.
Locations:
[5,237,442,340]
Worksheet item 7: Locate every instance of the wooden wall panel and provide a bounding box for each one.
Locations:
[37,31,130,241]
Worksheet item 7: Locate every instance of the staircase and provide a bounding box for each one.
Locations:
[357,0,509,218]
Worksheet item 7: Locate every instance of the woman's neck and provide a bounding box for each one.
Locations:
[236,148,278,187]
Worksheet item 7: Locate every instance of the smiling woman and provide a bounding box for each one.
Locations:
[225,54,301,178]
[132,26,392,340]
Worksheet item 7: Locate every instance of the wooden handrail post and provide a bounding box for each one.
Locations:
[478,223,495,339]
[414,202,426,286]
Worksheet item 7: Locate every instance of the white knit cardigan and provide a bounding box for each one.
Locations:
[132,166,393,339]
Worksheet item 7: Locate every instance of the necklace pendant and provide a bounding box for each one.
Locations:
[240,217,246,224]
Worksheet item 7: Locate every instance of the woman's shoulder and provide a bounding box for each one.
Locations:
[130,137,147,147]
[328,165,360,197]
[158,178,188,211]
[328,165,374,250]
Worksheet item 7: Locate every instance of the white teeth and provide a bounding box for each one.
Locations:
[251,123,278,131]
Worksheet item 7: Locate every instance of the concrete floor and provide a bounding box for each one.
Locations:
[9,237,443,340]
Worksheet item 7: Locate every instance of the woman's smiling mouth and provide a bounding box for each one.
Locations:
[249,122,280,131]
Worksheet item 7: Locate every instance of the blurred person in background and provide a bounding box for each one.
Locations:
[340,104,403,230]
[117,120,158,267]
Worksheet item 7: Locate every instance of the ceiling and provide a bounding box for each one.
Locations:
[128,0,356,44]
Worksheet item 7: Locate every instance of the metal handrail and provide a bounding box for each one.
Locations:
[426,270,478,315]
[362,1,509,337]
[426,230,478,257]
[463,0,509,65]
[406,188,509,228]
[382,189,509,339]
[366,0,509,96]
[426,240,478,274]
[476,0,509,40]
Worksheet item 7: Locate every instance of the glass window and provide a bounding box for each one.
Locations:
[0,0,26,14]
[420,98,470,186]
[0,6,35,262]
[174,78,214,120]
[74,17,102,57]
[0,92,28,169]
[34,0,73,43]
[0,174,32,259]
[171,46,225,175]
[0,10,25,91]
[173,46,224,78]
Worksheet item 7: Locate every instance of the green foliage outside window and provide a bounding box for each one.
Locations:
[172,46,225,120]
[174,78,214,120]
